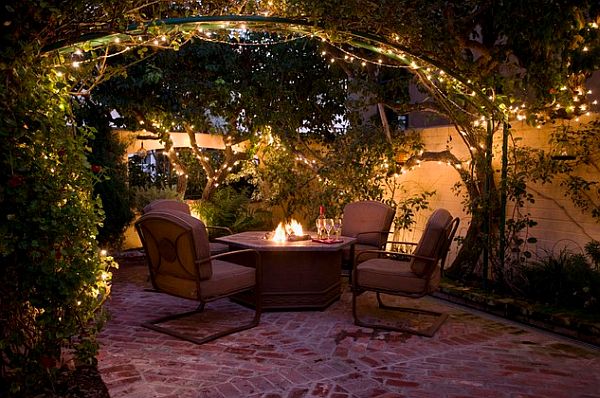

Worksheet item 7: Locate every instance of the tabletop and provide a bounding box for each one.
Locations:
[215,231,356,252]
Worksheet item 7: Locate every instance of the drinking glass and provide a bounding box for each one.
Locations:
[324,218,334,239]
[333,218,343,239]
[315,218,325,239]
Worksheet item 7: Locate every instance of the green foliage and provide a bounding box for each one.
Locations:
[176,148,209,199]
[76,99,134,250]
[585,240,600,270]
[549,121,600,220]
[128,151,177,190]
[190,187,272,232]
[92,35,347,200]
[129,186,180,213]
[521,249,600,311]
[0,54,115,394]
[393,190,435,231]
[247,125,433,229]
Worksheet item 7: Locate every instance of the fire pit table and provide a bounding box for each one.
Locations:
[215,231,356,310]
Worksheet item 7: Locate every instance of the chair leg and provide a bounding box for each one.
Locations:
[142,294,261,345]
[352,291,447,338]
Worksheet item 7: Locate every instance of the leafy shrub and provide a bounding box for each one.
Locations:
[191,186,272,232]
[77,99,134,250]
[522,249,600,310]
[130,186,180,213]
[0,57,116,395]
[585,240,600,270]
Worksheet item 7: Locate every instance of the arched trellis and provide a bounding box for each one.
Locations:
[46,14,511,283]
[47,15,500,115]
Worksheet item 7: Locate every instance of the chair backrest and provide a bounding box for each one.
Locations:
[143,199,190,215]
[342,200,395,247]
[135,211,212,298]
[410,209,459,278]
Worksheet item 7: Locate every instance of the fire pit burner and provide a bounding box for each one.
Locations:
[266,219,311,242]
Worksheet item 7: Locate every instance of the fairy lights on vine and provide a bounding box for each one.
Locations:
[53,17,598,170]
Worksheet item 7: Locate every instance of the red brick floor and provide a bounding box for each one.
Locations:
[98,264,600,398]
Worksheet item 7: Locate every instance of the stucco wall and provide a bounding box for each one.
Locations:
[393,118,600,265]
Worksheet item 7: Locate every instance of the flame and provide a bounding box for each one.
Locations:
[271,218,304,242]
[287,219,304,236]
[272,222,288,242]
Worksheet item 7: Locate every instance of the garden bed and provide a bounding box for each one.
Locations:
[436,281,600,347]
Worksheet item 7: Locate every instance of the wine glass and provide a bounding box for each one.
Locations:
[324,218,334,239]
[315,218,325,239]
[333,218,343,239]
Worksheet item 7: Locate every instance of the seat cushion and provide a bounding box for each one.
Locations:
[199,260,256,300]
[356,258,440,295]
[154,273,198,300]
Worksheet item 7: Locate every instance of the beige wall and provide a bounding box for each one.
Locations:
[393,117,600,264]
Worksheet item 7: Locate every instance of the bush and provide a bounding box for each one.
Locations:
[130,186,180,213]
[522,248,600,311]
[191,186,272,232]
[1,56,116,395]
[585,240,600,270]
[77,99,134,250]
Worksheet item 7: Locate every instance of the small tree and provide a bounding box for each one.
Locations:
[93,34,347,200]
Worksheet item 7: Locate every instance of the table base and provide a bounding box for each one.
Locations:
[230,250,342,310]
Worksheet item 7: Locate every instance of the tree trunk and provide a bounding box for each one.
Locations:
[445,153,500,281]
[176,174,187,198]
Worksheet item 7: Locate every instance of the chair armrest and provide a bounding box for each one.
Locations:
[210,248,261,268]
[211,249,262,284]
[355,231,392,238]
[206,225,233,237]
[385,241,418,246]
[355,230,392,247]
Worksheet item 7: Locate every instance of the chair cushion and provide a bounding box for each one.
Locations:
[153,260,256,300]
[154,273,198,300]
[138,211,212,282]
[143,199,191,215]
[199,260,256,300]
[410,209,453,277]
[356,258,441,295]
[341,201,395,247]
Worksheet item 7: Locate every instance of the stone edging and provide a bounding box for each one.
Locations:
[434,285,600,347]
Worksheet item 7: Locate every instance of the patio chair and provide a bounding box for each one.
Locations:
[352,208,459,337]
[143,199,232,255]
[341,200,396,275]
[135,210,262,345]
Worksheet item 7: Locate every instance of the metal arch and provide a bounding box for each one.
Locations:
[45,14,498,113]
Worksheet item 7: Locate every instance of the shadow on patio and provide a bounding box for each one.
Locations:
[98,263,600,398]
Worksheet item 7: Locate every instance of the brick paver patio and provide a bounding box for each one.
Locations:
[98,263,600,398]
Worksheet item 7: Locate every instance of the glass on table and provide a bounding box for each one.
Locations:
[324,218,334,239]
[333,218,343,239]
[315,218,325,239]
